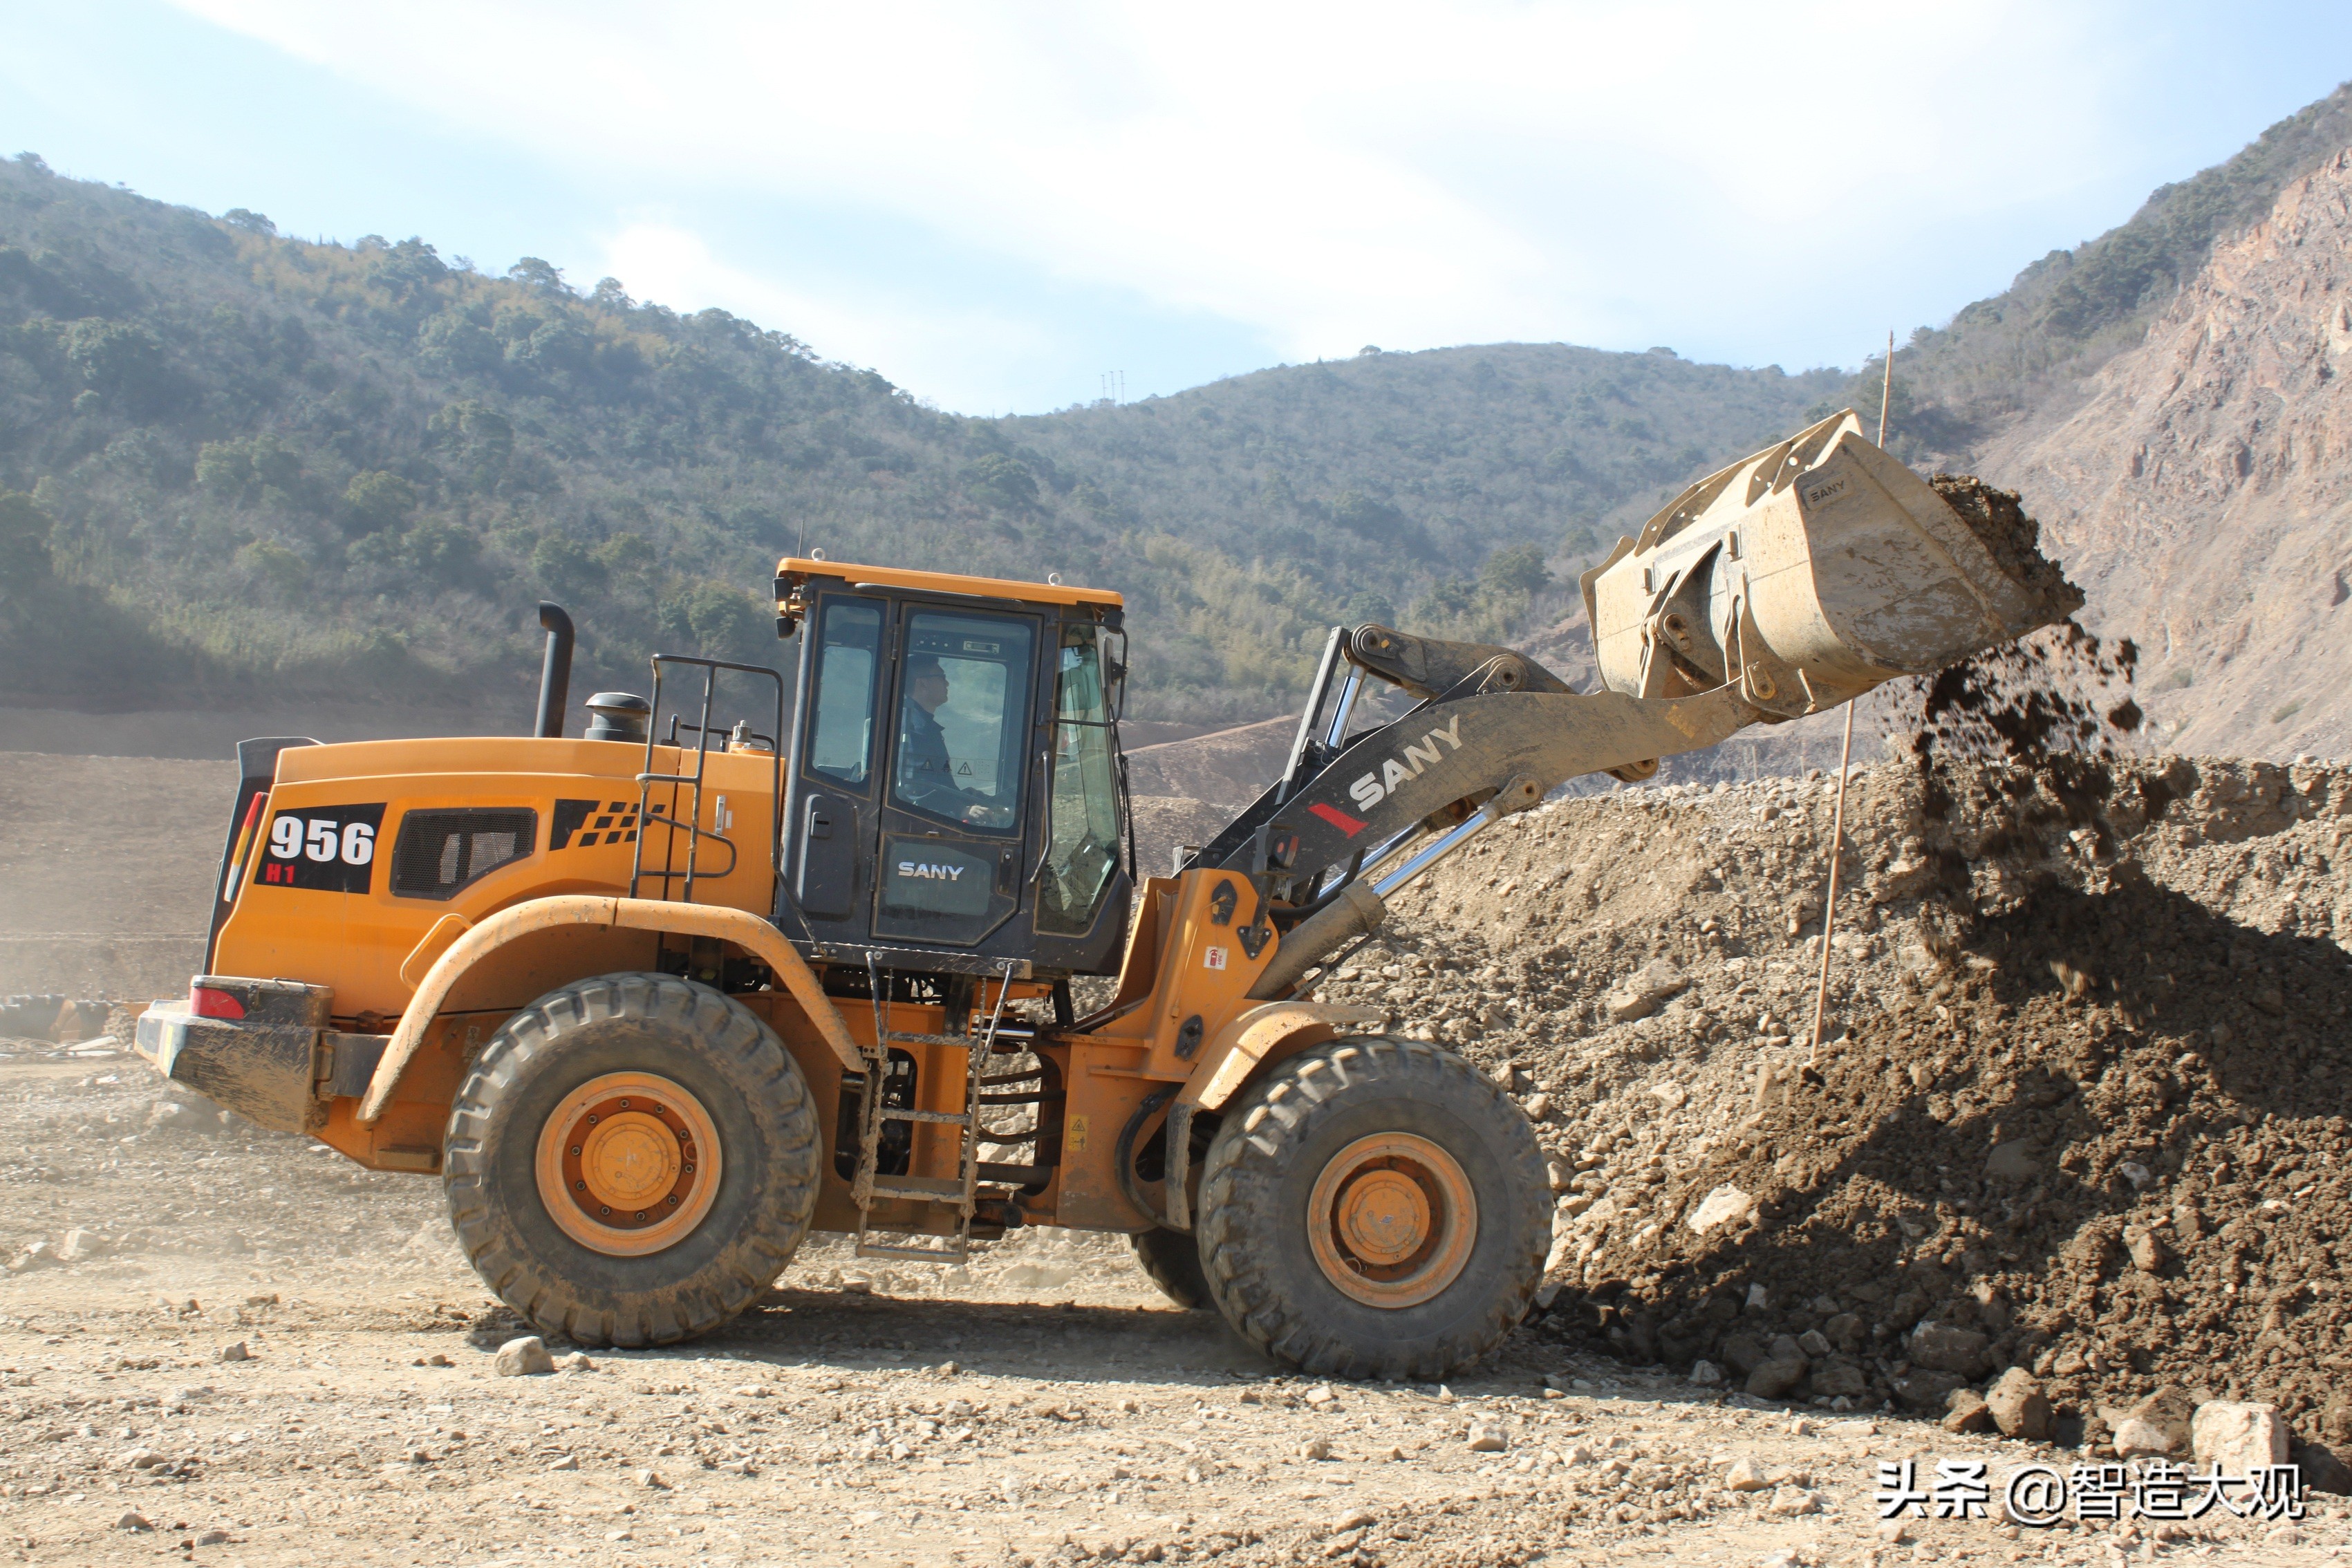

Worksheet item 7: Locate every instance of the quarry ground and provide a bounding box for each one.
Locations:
[3,751,2352,1565]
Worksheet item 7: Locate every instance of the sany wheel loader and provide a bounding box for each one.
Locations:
[134,411,2074,1379]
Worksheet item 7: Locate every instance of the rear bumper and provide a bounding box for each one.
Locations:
[134,976,383,1137]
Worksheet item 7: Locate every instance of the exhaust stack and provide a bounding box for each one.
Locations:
[1580,411,2082,718]
[534,602,575,738]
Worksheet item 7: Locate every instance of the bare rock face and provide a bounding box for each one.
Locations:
[2192,1401,2290,1475]
[1984,1368,2053,1441]
[1980,148,2352,760]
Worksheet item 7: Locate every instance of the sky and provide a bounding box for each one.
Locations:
[3,3,2350,416]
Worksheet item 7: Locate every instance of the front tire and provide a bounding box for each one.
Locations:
[444,972,820,1347]
[1195,1036,1547,1379]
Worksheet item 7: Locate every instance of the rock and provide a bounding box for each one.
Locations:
[1724,1456,1770,1492]
[1556,1193,1593,1219]
[1604,960,1688,1023]
[1984,1140,2037,1179]
[214,1341,250,1364]
[1688,1359,1724,1387]
[1720,1333,1768,1379]
[115,1510,153,1531]
[2112,1417,2174,1459]
[637,1468,669,1489]
[1984,1368,2053,1441]
[1304,1383,1336,1406]
[1796,1329,1831,1358]
[1326,1509,1376,1534]
[1465,1423,1509,1453]
[2293,1439,2352,1495]
[1892,1370,1966,1412]
[1828,1419,1880,1439]
[1547,1160,1574,1192]
[555,1352,595,1372]
[120,1446,160,1469]
[548,1454,579,1471]
[1686,1184,1754,1233]
[1823,1312,1864,1354]
[2121,1388,2197,1456]
[1809,1358,1869,1399]
[1876,1520,1913,1544]
[2127,1230,2169,1273]
[494,1336,555,1377]
[2118,1160,2155,1189]
[1942,1390,1994,1435]
[1908,1322,1990,1377]
[1768,1486,1820,1515]
[56,1228,100,1262]
[2192,1402,2290,1475]
[1298,1439,1332,1461]
[1523,1093,1553,1119]
[1745,1358,1807,1400]
[194,1528,229,1546]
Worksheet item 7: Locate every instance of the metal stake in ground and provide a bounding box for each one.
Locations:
[1807,331,1896,1067]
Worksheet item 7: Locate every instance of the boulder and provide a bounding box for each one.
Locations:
[1908,1322,1990,1377]
[1984,1368,2053,1441]
[1984,1139,2038,1179]
[1942,1390,1994,1435]
[2192,1402,2289,1475]
[1892,1369,1966,1413]
[1746,1358,1807,1400]
[1810,1358,1869,1400]
[1719,1333,1768,1379]
[494,1336,556,1377]
[2293,1440,2352,1496]
[1724,1456,1770,1492]
[2118,1388,2196,1457]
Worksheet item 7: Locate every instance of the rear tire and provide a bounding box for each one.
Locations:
[443,972,820,1347]
[1131,1226,1213,1309]
[1195,1035,1547,1380]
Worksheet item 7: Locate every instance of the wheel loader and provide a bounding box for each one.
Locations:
[133,411,2075,1379]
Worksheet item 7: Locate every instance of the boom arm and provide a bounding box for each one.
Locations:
[1186,410,2082,998]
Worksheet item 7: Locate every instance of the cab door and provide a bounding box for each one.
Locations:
[784,592,886,943]
[870,605,1038,947]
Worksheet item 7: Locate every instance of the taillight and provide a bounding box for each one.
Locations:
[189,984,246,1020]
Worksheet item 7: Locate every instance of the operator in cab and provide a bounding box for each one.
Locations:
[897,655,1014,827]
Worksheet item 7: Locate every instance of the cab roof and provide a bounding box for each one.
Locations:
[774,557,1121,610]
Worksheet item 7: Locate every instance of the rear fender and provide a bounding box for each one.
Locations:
[357,895,861,1125]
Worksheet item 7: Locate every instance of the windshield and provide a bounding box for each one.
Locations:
[890,610,1032,833]
[1036,622,1125,936]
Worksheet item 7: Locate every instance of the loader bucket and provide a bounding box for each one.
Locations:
[1579,411,2082,717]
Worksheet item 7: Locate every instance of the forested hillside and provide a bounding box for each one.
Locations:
[0,153,1833,728]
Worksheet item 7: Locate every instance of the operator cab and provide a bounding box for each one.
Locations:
[772,557,1133,982]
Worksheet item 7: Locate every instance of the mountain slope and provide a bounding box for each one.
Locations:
[1978,148,2352,760]
[0,153,1829,730]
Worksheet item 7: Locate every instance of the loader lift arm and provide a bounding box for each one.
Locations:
[1183,409,2083,1001]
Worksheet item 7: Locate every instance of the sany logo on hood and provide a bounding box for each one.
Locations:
[1342,715,1466,816]
[897,861,966,881]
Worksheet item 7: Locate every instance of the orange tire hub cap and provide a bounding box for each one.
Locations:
[1307,1132,1478,1309]
[534,1071,722,1257]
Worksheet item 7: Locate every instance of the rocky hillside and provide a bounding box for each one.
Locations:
[1976,150,2352,763]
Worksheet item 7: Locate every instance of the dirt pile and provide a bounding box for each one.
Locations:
[1312,750,2352,1462]
[1928,476,2086,628]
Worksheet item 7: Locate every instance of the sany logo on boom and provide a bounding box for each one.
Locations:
[1343,716,1466,813]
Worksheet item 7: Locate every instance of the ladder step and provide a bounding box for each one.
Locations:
[881,1030,980,1047]
[855,1238,971,1263]
[877,1108,971,1126]
[866,1175,967,1202]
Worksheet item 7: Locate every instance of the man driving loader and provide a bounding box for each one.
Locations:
[896,653,1012,827]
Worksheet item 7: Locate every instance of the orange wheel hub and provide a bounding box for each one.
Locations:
[1306,1133,1477,1309]
[534,1072,722,1257]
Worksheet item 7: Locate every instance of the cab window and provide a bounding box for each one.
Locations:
[1036,622,1124,935]
[891,610,1033,834]
[805,599,882,787]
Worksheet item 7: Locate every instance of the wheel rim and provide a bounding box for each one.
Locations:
[1306,1132,1478,1309]
[534,1071,723,1257]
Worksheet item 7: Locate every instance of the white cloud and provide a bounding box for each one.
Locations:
[168,0,2163,387]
